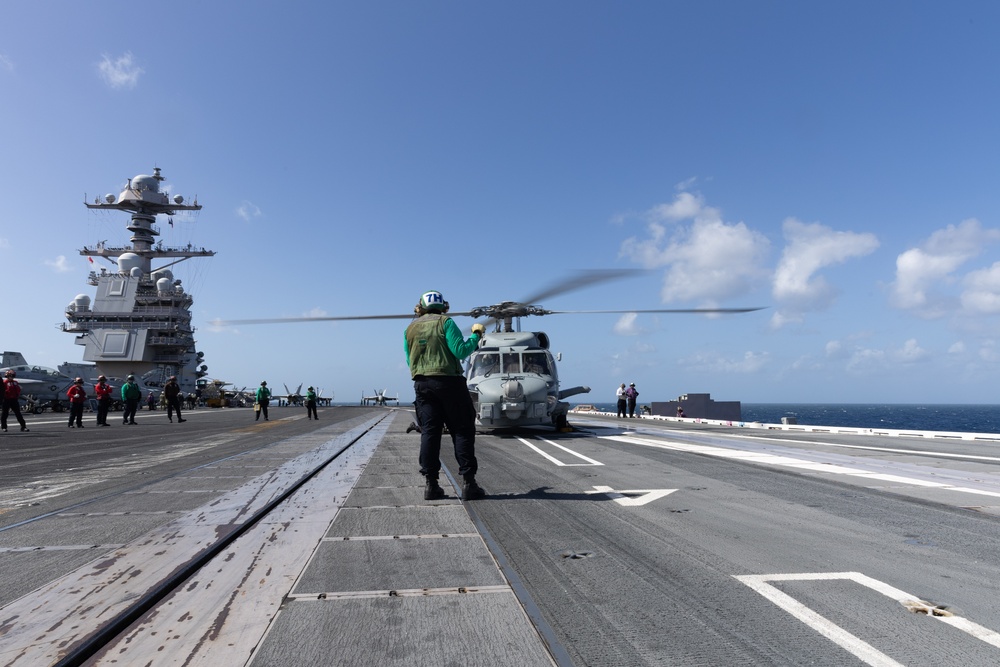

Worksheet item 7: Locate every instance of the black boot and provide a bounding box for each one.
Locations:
[462,476,486,501]
[406,421,420,433]
[424,476,445,500]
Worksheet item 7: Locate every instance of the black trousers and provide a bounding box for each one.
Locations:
[617,398,627,417]
[123,399,139,423]
[167,397,183,421]
[306,400,318,419]
[627,398,637,417]
[256,401,269,420]
[69,402,84,426]
[1,398,26,429]
[97,397,110,425]
[414,375,477,479]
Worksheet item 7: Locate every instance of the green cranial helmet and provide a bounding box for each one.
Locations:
[419,290,449,312]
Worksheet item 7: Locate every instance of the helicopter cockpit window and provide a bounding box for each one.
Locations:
[522,352,551,375]
[471,353,500,377]
[503,353,521,373]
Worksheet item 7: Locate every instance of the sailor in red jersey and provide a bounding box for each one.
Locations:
[66,378,87,428]
[94,375,113,426]
[1,369,28,432]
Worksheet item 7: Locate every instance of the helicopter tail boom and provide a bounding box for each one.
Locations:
[557,385,591,400]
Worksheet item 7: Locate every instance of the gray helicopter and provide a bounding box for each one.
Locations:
[219,270,762,431]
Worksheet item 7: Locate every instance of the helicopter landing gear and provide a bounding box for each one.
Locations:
[554,412,570,431]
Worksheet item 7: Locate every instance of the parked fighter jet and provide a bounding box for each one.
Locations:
[361,389,398,406]
[279,383,304,406]
[0,351,81,413]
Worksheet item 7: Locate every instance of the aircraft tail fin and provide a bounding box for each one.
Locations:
[1,351,28,368]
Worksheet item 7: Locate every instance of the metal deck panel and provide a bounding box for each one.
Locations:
[293,537,507,594]
[249,594,555,667]
[329,505,475,537]
[0,512,171,547]
[343,486,460,506]
[355,471,420,487]
[0,550,111,607]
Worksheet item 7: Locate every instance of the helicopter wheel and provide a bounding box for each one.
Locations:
[554,413,569,430]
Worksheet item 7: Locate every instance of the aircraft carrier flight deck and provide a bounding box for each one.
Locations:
[3,405,1000,666]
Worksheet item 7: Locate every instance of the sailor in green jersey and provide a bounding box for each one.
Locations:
[255,381,271,421]
[404,290,487,500]
[121,374,141,425]
[305,386,318,420]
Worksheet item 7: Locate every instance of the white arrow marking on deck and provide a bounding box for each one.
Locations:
[587,485,676,506]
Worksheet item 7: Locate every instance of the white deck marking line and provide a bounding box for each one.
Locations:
[604,434,1000,499]
[736,572,1000,662]
[586,485,677,506]
[517,436,604,466]
[700,430,1000,463]
[286,585,512,600]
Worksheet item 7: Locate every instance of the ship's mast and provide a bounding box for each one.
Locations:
[63,168,215,393]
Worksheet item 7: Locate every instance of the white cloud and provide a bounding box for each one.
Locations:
[825,340,843,357]
[979,342,1000,363]
[0,54,13,72]
[770,218,878,326]
[236,201,262,222]
[890,218,1000,316]
[303,307,328,318]
[948,341,965,354]
[846,347,886,373]
[98,52,143,89]
[892,338,929,364]
[44,255,73,273]
[619,191,770,304]
[613,312,639,335]
[0,237,9,249]
[961,261,1000,314]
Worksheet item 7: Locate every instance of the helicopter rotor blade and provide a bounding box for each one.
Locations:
[517,269,644,306]
[544,307,766,315]
[217,311,479,326]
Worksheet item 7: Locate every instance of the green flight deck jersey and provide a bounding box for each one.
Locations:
[404,313,481,378]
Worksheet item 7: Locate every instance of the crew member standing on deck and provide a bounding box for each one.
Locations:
[1,370,28,432]
[305,386,318,420]
[404,289,487,501]
[164,376,186,423]
[616,383,627,418]
[255,381,271,421]
[625,382,639,418]
[94,375,113,426]
[122,374,141,424]
[66,378,87,428]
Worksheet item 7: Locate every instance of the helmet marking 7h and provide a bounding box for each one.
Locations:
[419,290,448,312]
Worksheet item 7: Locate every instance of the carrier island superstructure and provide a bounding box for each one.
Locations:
[61,168,214,395]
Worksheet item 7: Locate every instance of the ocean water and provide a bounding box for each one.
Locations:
[578,402,1000,434]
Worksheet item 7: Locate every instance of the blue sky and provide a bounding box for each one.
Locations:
[3,1,1000,405]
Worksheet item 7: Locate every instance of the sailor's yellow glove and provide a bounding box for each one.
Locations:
[471,323,486,335]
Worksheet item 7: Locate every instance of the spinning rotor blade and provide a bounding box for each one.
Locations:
[545,307,766,315]
[463,269,646,330]
[217,311,480,326]
[518,269,643,306]
[219,313,414,325]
